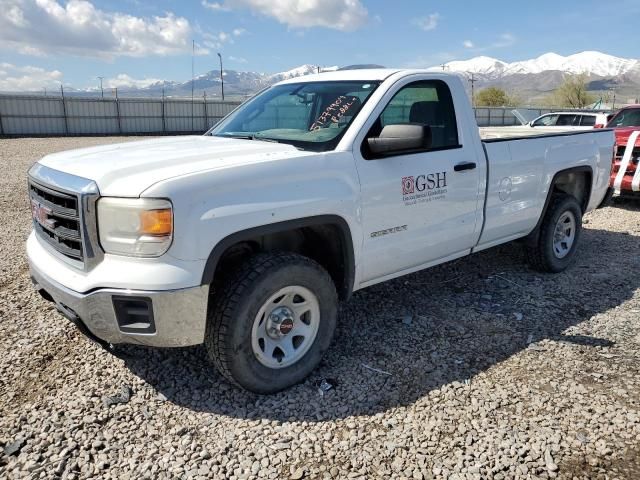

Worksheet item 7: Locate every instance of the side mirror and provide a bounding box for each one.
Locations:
[367,124,432,156]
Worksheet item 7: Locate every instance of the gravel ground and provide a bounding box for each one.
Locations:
[1,137,639,480]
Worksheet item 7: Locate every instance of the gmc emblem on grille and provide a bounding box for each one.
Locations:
[31,199,56,229]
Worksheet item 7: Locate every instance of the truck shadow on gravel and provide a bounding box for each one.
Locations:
[611,197,640,212]
[121,226,640,421]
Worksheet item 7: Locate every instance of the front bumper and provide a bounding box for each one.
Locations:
[29,254,209,348]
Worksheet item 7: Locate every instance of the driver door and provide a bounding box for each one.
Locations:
[353,78,484,284]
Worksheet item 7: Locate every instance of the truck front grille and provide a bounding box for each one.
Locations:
[29,181,84,261]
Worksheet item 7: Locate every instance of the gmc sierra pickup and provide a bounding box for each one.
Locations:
[27,69,614,393]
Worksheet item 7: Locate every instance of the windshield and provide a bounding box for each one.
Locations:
[208,81,380,151]
[607,108,640,128]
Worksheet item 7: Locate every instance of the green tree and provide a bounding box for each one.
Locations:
[475,87,516,107]
[551,74,596,108]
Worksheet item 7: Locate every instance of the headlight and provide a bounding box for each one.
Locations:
[98,198,173,257]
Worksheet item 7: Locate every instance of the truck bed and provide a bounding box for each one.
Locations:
[474,127,614,252]
[479,126,595,140]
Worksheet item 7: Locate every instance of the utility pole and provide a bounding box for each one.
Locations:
[468,73,477,107]
[610,87,617,110]
[97,76,104,98]
[440,63,448,71]
[217,52,225,101]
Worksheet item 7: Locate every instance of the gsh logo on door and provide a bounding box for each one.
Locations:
[401,172,447,195]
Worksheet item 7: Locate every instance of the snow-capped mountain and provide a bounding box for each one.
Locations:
[431,51,640,79]
[426,51,640,104]
[101,64,340,98]
[268,64,338,82]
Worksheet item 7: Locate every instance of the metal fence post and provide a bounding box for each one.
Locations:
[161,89,166,134]
[115,88,122,134]
[0,101,4,136]
[60,85,69,135]
[203,92,208,130]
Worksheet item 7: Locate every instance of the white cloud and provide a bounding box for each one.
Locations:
[228,55,247,63]
[201,0,230,11]
[0,0,200,58]
[202,29,244,49]
[413,13,440,31]
[104,74,162,89]
[0,63,63,91]
[464,33,516,53]
[218,0,368,31]
[493,32,515,48]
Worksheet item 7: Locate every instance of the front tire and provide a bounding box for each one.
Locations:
[525,194,583,273]
[205,252,338,393]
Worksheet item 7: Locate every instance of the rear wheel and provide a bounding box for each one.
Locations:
[525,194,582,273]
[205,252,337,393]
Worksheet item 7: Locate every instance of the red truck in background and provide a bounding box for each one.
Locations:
[607,106,640,197]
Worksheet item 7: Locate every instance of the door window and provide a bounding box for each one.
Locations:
[556,114,579,126]
[367,80,459,152]
[532,114,558,126]
[580,115,596,126]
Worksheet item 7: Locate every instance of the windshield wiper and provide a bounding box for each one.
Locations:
[216,132,280,143]
[215,132,306,151]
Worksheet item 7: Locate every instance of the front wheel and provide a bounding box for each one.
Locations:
[525,194,583,273]
[205,252,338,393]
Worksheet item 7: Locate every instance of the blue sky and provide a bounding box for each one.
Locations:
[1,0,639,91]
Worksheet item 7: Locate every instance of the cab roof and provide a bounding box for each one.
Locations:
[274,68,448,85]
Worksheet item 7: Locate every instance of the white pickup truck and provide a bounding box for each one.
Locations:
[27,69,613,393]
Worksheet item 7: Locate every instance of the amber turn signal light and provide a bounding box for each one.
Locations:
[140,209,172,236]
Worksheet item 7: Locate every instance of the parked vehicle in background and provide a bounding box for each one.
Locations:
[527,112,603,129]
[27,69,613,393]
[607,105,640,197]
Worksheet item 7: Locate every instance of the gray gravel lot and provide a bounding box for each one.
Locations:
[1,137,639,480]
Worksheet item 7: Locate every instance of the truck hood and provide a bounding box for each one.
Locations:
[38,136,310,196]
[612,127,640,147]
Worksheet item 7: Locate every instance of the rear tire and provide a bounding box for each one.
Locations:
[525,194,582,273]
[205,252,337,393]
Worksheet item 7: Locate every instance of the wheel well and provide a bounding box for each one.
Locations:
[551,169,592,212]
[203,217,355,300]
[522,166,592,246]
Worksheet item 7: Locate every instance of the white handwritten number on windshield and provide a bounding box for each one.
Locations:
[309,96,359,131]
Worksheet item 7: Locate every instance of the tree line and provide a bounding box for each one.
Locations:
[474,74,596,108]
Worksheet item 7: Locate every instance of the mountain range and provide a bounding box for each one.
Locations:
[59,51,640,104]
[101,64,340,99]
[428,51,640,104]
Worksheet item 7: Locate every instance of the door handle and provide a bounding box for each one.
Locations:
[454,162,476,172]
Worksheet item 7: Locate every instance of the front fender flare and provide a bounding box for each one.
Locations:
[200,215,356,299]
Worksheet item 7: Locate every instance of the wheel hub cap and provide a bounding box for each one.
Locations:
[266,307,295,338]
[251,286,321,369]
[552,211,576,259]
